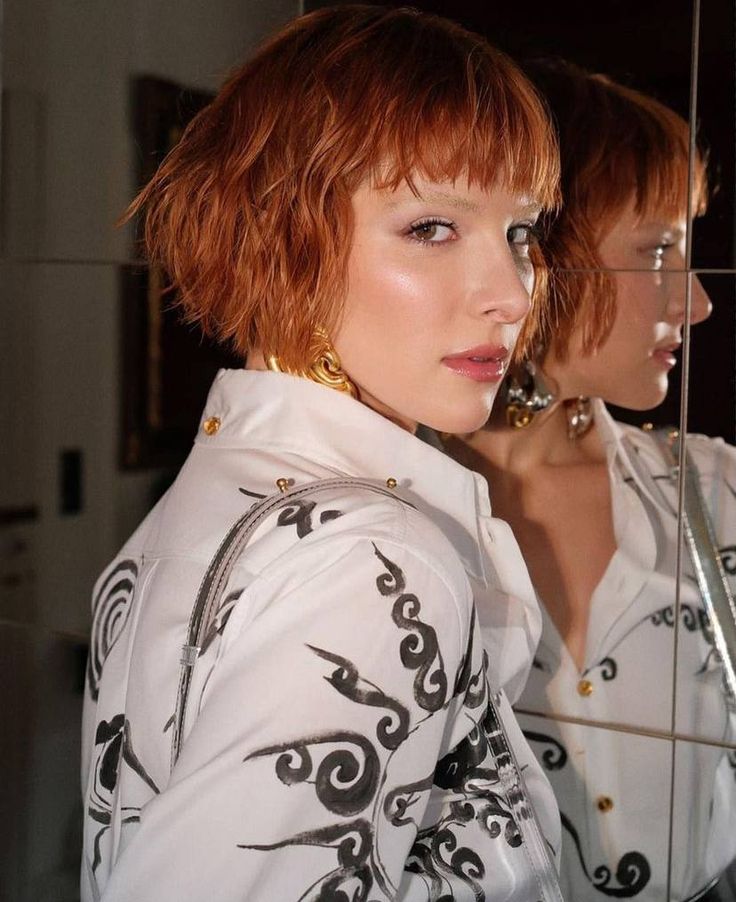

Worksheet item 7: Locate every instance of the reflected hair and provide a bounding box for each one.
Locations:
[125,4,560,368]
[526,59,708,361]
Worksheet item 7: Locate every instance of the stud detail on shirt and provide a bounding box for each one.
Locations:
[203,416,221,435]
[577,678,594,697]
[596,795,614,813]
[386,477,398,489]
[276,477,291,493]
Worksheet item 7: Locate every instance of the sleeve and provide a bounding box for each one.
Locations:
[97,532,501,901]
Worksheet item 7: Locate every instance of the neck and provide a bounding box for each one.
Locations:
[453,398,606,475]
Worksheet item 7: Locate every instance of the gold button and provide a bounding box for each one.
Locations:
[276,477,291,493]
[596,795,614,813]
[202,416,221,436]
[386,477,398,489]
[577,679,594,697]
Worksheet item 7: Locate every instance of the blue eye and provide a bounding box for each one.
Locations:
[408,218,457,244]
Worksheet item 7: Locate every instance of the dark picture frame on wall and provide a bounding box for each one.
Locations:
[120,75,240,470]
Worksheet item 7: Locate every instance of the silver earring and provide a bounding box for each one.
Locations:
[566,396,593,440]
[504,360,555,429]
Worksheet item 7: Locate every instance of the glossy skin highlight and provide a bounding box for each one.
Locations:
[334,176,541,433]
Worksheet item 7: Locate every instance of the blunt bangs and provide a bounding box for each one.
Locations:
[586,76,707,234]
[127,5,559,369]
[524,61,708,362]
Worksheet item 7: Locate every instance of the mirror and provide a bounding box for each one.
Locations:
[2,0,734,898]
[342,0,735,897]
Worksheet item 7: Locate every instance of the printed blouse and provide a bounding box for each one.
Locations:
[517,400,736,901]
[81,368,560,901]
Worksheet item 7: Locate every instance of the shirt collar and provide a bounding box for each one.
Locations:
[196,368,491,582]
[593,398,675,515]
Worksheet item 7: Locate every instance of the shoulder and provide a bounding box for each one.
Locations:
[245,481,473,612]
[686,432,736,480]
[92,478,474,636]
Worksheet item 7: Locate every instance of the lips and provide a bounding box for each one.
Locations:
[442,345,509,383]
[652,342,680,369]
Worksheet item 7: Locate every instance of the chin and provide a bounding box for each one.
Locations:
[419,400,495,436]
[608,383,669,412]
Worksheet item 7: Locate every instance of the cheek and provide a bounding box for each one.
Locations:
[345,247,454,335]
[612,273,664,331]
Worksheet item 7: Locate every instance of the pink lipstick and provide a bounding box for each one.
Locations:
[442,345,509,383]
[652,343,680,369]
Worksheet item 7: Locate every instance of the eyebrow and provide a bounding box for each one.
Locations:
[637,221,686,239]
[387,190,543,217]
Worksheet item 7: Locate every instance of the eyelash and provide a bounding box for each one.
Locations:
[406,218,543,248]
[508,222,543,251]
[651,242,676,269]
[407,217,457,245]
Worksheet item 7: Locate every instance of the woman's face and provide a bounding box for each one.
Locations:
[335,175,541,433]
[547,198,712,410]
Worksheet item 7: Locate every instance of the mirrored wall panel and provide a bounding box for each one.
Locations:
[680,274,736,748]
[2,1,735,900]
[671,738,736,899]
[690,0,736,271]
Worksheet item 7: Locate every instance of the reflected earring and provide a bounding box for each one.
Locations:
[266,326,359,399]
[565,396,593,440]
[504,360,555,428]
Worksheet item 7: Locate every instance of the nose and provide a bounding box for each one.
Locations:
[664,270,712,327]
[473,250,533,326]
[689,274,712,326]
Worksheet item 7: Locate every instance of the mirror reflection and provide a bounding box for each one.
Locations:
[443,58,736,899]
[680,273,736,748]
[2,1,736,900]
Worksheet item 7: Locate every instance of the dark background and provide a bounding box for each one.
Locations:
[306,0,736,441]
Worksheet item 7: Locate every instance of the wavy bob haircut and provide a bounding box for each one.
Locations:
[128,5,560,370]
[526,59,708,362]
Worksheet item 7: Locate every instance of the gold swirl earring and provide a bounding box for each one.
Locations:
[266,327,359,399]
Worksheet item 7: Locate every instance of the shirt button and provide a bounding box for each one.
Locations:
[577,679,594,697]
[203,416,221,435]
[596,795,614,813]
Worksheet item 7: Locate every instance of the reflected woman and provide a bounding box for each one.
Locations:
[448,61,736,900]
[80,7,564,901]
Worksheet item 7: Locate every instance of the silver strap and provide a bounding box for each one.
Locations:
[171,476,405,770]
[652,431,736,709]
[491,693,564,901]
[169,474,563,898]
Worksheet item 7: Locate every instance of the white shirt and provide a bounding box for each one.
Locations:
[81,369,560,902]
[516,400,736,901]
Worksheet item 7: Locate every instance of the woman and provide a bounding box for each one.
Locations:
[448,61,736,900]
[80,7,563,900]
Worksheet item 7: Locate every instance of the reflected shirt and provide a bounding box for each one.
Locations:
[80,369,560,902]
[517,400,736,901]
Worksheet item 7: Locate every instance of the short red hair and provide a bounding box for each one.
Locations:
[526,60,708,361]
[127,5,560,369]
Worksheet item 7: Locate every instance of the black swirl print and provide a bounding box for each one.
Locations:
[276,498,343,538]
[88,715,158,873]
[239,543,526,901]
[87,559,138,700]
[561,813,651,897]
[529,729,650,897]
[245,731,381,818]
[372,544,448,712]
[523,731,568,771]
[307,646,411,750]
